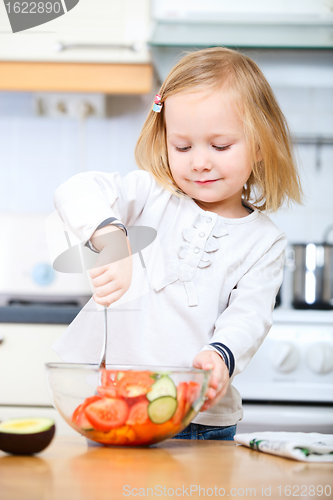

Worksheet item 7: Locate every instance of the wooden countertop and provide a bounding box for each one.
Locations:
[0,436,332,500]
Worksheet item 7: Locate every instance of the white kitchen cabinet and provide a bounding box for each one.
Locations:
[0,323,77,435]
[0,323,64,406]
[0,0,153,93]
[0,0,151,63]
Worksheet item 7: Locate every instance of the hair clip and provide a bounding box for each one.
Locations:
[152,94,163,113]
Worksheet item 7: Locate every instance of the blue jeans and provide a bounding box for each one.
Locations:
[172,423,237,441]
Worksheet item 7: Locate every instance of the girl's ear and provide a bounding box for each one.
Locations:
[256,145,262,162]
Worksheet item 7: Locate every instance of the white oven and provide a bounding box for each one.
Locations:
[233,309,333,434]
[0,213,91,308]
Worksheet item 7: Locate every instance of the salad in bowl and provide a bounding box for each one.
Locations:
[46,363,211,446]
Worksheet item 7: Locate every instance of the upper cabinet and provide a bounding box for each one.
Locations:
[0,0,151,63]
[0,0,153,93]
[150,0,333,50]
[149,0,333,87]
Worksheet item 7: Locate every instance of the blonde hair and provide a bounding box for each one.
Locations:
[135,47,302,212]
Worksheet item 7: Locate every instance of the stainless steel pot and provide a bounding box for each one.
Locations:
[291,225,333,310]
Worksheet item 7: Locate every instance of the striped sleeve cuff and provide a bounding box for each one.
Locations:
[209,342,235,378]
[85,217,128,253]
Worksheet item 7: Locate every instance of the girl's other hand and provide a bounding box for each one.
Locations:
[192,350,230,412]
[89,226,132,306]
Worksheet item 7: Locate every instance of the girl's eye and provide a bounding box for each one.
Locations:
[174,145,231,152]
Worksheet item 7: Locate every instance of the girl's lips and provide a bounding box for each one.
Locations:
[194,179,219,185]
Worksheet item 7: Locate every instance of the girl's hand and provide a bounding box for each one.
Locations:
[192,350,230,412]
[89,226,132,306]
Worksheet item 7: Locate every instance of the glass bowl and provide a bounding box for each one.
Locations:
[45,363,211,446]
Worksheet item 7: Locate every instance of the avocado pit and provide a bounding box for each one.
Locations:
[0,417,55,455]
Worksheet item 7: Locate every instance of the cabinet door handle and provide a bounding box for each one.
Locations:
[53,41,145,52]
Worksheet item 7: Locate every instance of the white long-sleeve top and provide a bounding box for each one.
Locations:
[53,170,287,426]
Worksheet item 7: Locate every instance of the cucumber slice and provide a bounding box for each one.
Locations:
[147,375,176,402]
[148,396,178,424]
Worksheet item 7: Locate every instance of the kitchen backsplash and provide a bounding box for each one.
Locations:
[1,84,333,244]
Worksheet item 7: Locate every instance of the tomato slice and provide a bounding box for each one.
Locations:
[97,386,118,398]
[117,373,154,398]
[77,410,94,430]
[72,404,83,423]
[85,398,129,431]
[101,369,120,386]
[183,381,201,417]
[172,382,188,425]
[126,400,149,425]
[187,381,201,404]
[72,395,102,424]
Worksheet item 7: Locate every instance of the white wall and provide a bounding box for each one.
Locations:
[0,92,154,213]
[1,61,333,246]
[269,85,333,244]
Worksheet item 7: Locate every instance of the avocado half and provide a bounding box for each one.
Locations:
[0,417,55,455]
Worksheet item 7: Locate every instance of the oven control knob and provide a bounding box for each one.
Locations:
[270,342,299,372]
[32,263,55,286]
[306,343,333,374]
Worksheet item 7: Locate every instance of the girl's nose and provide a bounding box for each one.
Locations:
[191,149,212,171]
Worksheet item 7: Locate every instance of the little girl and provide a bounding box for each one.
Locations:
[53,47,302,441]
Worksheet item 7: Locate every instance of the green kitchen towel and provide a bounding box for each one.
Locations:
[234,432,333,462]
